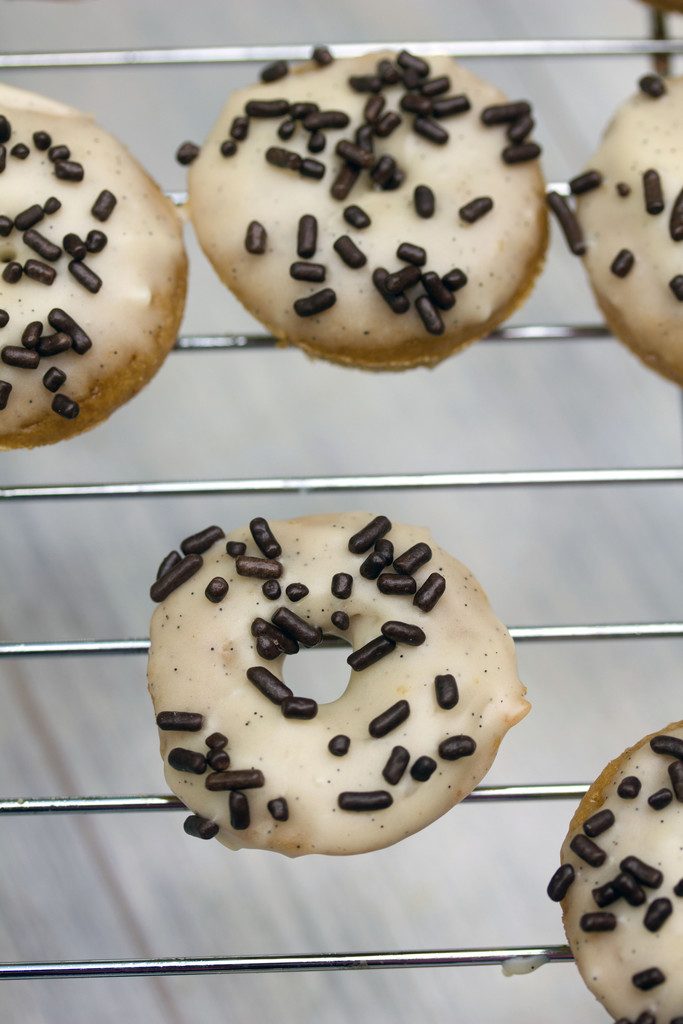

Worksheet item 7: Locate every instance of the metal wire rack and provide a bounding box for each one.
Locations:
[1,15,682,986]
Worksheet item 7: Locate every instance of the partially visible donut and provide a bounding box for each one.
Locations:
[548,721,683,1023]
[187,49,547,371]
[147,512,529,856]
[0,83,187,448]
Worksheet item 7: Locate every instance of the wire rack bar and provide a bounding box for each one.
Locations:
[171,323,611,352]
[1,39,682,69]
[0,784,589,817]
[2,622,681,660]
[0,945,572,980]
[3,467,682,502]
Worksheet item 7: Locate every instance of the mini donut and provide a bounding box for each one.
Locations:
[0,83,187,448]
[548,74,683,386]
[548,721,683,1023]
[147,512,529,856]
[187,48,547,371]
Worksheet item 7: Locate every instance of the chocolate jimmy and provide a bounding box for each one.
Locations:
[303,110,349,131]
[21,322,42,349]
[649,787,673,809]
[308,133,324,154]
[546,191,586,256]
[221,139,237,157]
[583,809,615,838]
[422,272,455,310]
[611,249,635,278]
[414,184,435,219]
[592,881,619,908]
[265,146,301,171]
[620,856,663,888]
[230,116,249,141]
[156,711,204,732]
[181,524,225,555]
[47,309,92,354]
[348,515,391,553]
[374,111,402,138]
[670,276,683,302]
[669,187,683,242]
[632,968,665,991]
[580,912,616,932]
[396,242,427,267]
[363,95,385,124]
[502,142,541,164]
[0,116,7,144]
[335,140,374,169]
[569,170,603,196]
[347,635,395,672]
[299,158,325,180]
[442,268,468,292]
[48,144,70,162]
[229,791,250,830]
[250,620,299,658]
[639,73,666,98]
[651,734,683,759]
[354,125,373,152]
[547,864,575,902]
[312,45,333,66]
[338,790,392,812]
[0,309,8,327]
[248,517,281,558]
[371,154,397,187]
[91,189,117,221]
[382,746,410,786]
[432,672,461,711]
[342,205,370,231]
[360,551,389,580]
[25,260,56,286]
[384,264,421,294]
[0,381,12,410]
[86,230,107,253]
[459,197,493,224]
[205,577,229,603]
[156,550,181,580]
[368,699,410,738]
[290,261,325,283]
[330,163,359,200]
[375,538,394,563]
[616,182,631,197]
[245,99,290,118]
[2,262,22,284]
[10,143,29,160]
[416,291,445,332]
[0,216,11,236]
[150,553,202,602]
[331,572,353,599]
[277,119,295,141]
[268,797,289,821]
[260,59,288,82]
[1,346,39,369]
[43,197,61,214]
[426,95,469,120]
[614,872,646,905]
[14,204,44,231]
[397,49,429,77]
[348,74,382,93]
[208,749,229,768]
[168,747,206,774]
[421,75,450,97]
[293,288,337,317]
[413,572,446,612]
[245,221,267,254]
[281,696,318,719]
[33,130,50,150]
[236,554,282,579]
[183,815,219,840]
[644,897,672,932]
[262,580,281,600]
[643,169,664,215]
[331,611,349,630]
[328,734,350,756]
[256,635,287,661]
[372,268,410,314]
[63,233,87,260]
[297,214,318,258]
[393,542,432,575]
[272,607,322,648]
[414,117,448,145]
[675,879,683,897]
[285,583,308,602]
[669,760,683,801]
[23,229,61,262]
[246,666,292,705]
[381,621,426,646]
[383,168,405,191]
[206,732,227,748]
[411,756,437,782]
[507,114,534,144]
[68,260,101,293]
[206,769,264,790]
[400,93,432,116]
[333,235,367,269]
[38,332,71,357]
[618,775,641,799]
[54,160,84,181]
[570,834,607,867]
[481,101,531,126]
[0,145,5,173]
[290,103,319,121]
[377,58,400,84]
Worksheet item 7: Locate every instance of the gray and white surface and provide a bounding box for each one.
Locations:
[1,1,682,1021]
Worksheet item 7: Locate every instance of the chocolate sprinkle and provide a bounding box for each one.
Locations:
[334,235,367,269]
[651,734,683,760]
[381,621,425,646]
[363,95,385,124]
[372,268,410,314]
[348,74,382,94]
[639,73,666,98]
[332,572,353,599]
[0,310,8,327]
[14,204,44,231]
[205,577,229,603]
[382,746,410,785]
[669,187,683,242]
[207,768,265,791]
[297,214,318,259]
[268,797,289,821]
[157,711,204,731]
[570,834,606,867]
[611,249,635,278]
[303,110,349,131]
[616,182,631,197]
[432,95,470,118]
[312,46,333,66]
[368,699,410,738]
[614,872,646,906]
[434,674,459,710]
[331,611,350,630]
[251,618,299,656]
[414,117,448,145]
[272,607,322,648]
[68,260,101,293]
[23,229,61,262]
[246,666,292,705]
[86,230,107,253]
[32,130,50,150]
[338,791,393,812]
[360,550,389,581]
[374,111,402,138]
[643,169,665,215]
[422,272,455,311]
[328,735,350,757]
[2,263,22,284]
[262,580,281,600]
[547,864,575,902]
[348,515,391,553]
[64,233,87,260]
[226,540,247,558]
[648,787,673,809]
[281,696,318,719]
[330,163,359,200]
[502,143,541,164]
[10,143,28,159]
[580,912,616,932]
[229,791,250,830]
[293,288,337,317]
[414,184,435,219]
[644,897,672,932]
[411,756,437,782]
[0,117,9,143]
[620,857,663,890]
[669,760,683,801]
[507,114,534,144]
[236,555,282,579]
[336,140,374,169]
[156,551,180,580]
[592,880,619,908]
[38,332,71,357]
[221,139,237,157]
[0,217,11,237]
[266,146,302,171]
[91,189,117,222]
[442,268,468,292]
[674,879,683,897]
[246,99,290,118]
[618,775,642,799]
[343,205,370,229]
[181,525,225,555]
[245,221,267,254]
[54,160,84,181]
[670,276,683,302]
[207,750,230,772]
[25,259,56,286]
[183,815,219,840]
[546,191,586,256]
[1,346,39,369]
[0,381,10,410]
[459,197,493,224]
[384,263,421,295]
[285,583,309,602]
[583,809,615,838]
[632,968,665,991]
[569,170,603,196]
[397,242,427,267]
[377,572,416,595]
[150,553,202,602]
[347,635,395,673]
[413,573,445,612]
[290,261,325,283]
[481,101,531,125]
[261,60,289,83]
[48,308,91,354]
[438,735,476,760]
[393,543,432,575]
[231,116,249,141]
[43,367,66,393]
[43,197,61,214]
[168,747,206,774]
[249,517,281,559]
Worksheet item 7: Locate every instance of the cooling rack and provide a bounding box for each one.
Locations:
[1,14,682,986]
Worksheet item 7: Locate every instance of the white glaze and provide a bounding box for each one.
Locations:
[0,82,185,438]
[147,512,529,857]
[561,723,683,1022]
[188,52,546,368]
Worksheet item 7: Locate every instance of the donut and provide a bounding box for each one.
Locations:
[639,0,683,13]
[186,48,547,371]
[147,512,529,856]
[0,83,187,448]
[548,721,683,1023]
[547,74,683,386]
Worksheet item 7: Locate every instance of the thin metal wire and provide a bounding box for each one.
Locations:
[0,945,573,980]
[0,39,681,68]
[0,784,589,817]
[3,467,683,502]
[2,622,682,659]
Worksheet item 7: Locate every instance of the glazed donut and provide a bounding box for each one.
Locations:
[0,83,187,448]
[548,721,683,1023]
[548,74,683,386]
[187,48,547,371]
[147,512,529,856]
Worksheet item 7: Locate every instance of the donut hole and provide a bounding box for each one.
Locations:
[282,641,352,705]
